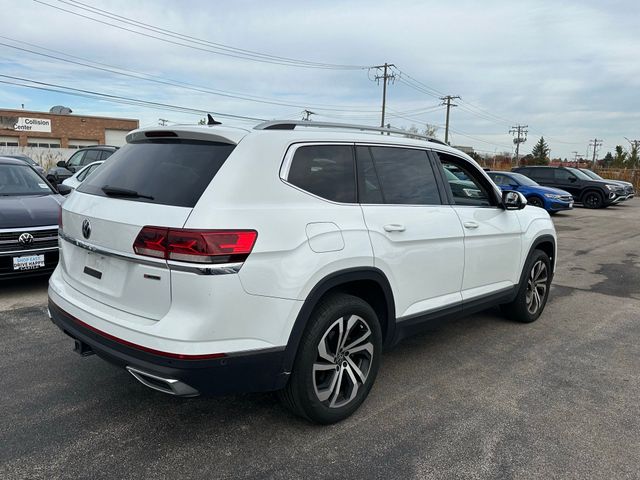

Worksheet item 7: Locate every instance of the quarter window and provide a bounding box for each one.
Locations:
[286,145,356,203]
[358,146,441,205]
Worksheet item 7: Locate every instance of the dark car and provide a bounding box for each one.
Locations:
[579,169,635,200]
[513,166,626,209]
[46,145,118,187]
[3,153,46,176]
[0,157,70,278]
[487,171,574,214]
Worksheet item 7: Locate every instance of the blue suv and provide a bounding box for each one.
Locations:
[487,171,573,214]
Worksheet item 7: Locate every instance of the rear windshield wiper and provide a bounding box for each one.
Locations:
[101,185,154,200]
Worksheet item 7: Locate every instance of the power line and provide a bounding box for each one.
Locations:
[589,138,603,167]
[440,95,460,144]
[509,125,528,164]
[0,38,384,113]
[371,63,396,128]
[0,74,266,122]
[34,0,368,70]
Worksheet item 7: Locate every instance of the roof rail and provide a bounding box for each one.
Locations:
[253,120,447,145]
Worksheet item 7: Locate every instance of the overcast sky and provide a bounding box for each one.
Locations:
[1,0,639,158]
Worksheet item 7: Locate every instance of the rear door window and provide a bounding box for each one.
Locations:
[529,168,553,181]
[286,145,356,203]
[358,146,441,205]
[78,140,235,207]
[83,149,102,165]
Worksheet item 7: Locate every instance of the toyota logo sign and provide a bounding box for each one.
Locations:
[82,219,92,239]
[18,232,34,246]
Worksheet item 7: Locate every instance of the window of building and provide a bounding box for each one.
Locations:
[0,135,20,147]
[26,138,61,148]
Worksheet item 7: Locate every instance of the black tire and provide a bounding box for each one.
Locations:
[278,293,382,424]
[527,196,544,209]
[582,190,603,209]
[501,250,551,323]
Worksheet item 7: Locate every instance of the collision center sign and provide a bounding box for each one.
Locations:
[13,117,52,132]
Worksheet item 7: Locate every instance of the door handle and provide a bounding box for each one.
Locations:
[383,224,406,232]
[463,221,479,229]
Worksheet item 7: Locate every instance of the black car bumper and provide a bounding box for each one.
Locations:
[0,249,59,279]
[48,300,289,396]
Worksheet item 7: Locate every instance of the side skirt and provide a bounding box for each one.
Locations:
[391,286,517,346]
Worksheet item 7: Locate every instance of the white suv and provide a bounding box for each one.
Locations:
[48,120,556,424]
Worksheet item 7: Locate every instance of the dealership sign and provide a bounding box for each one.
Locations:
[13,117,52,132]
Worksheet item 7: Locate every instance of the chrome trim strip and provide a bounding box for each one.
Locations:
[167,261,243,275]
[59,231,243,275]
[0,225,58,233]
[126,367,199,397]
[0,246,59,255]
[59,231,167,269]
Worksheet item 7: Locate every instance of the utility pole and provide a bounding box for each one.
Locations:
[589,138,603,167]
[572,151,579,167]
[158,118,168,126]
[440,95,460,144]
[509,125,528,164]
[624,137,640,150]
[301,109,315,121]
[372,63,396,129]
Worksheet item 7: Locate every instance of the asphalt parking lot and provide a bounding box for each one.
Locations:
[1,203,639,480]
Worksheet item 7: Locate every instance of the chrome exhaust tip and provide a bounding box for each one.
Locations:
[126,366,199,397]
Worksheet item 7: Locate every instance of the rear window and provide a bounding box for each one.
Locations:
[78,140,234,207]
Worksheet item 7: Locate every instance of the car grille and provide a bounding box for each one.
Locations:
[559,195,573,202]
[0,228,59,253]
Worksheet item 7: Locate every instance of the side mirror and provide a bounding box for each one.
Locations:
[56,184,72,196]
[503,190,527,210]
[56,160,66,168]
[568,176,577,182]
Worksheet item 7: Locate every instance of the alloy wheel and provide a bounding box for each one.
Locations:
[312,315,374,408]
[525,260,548,314]
[585,193,601,208]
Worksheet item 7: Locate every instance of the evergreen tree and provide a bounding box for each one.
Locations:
[628,145,639,168]
[613,145,627,168]
[602,152,613,167]
[530,137,550,165]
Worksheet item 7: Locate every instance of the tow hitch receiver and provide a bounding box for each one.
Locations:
[74,339,95,357]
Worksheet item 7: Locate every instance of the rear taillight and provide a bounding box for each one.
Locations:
[133,227,257,264]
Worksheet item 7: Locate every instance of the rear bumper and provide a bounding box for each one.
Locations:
[48,300,290,395]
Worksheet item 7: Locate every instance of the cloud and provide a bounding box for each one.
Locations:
[0,0,638,156]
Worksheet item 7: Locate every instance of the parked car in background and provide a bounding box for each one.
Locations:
[579,168,635,200]
[0,157,70,279]
[487,171,573,214]
[46,145,117,187]
[48,120,557,424]
[3,154,46,176]
[513,166,625,209]
[62,161,104,191]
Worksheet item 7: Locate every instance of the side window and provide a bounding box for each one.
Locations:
[437,153,495,207]
[83,150,102,165]
[99,150,114,160]
[361,146,441,205]
[286,145,356,203]
[554,169,575,182]
[67,150,85,168]
[490,174,510,186]
[530,168,553,181]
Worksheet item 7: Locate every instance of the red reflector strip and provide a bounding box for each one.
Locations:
[51,302,225,360]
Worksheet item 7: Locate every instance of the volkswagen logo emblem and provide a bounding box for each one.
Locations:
[82,219,92,239]
[18,232,34,246]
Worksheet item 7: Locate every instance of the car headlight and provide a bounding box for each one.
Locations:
[605,184,617,191]
[462,188,482,198]
[544,193,562,199]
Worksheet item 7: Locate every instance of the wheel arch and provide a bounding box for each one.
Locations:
[282,267,396,373]
[527,234,556,277]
